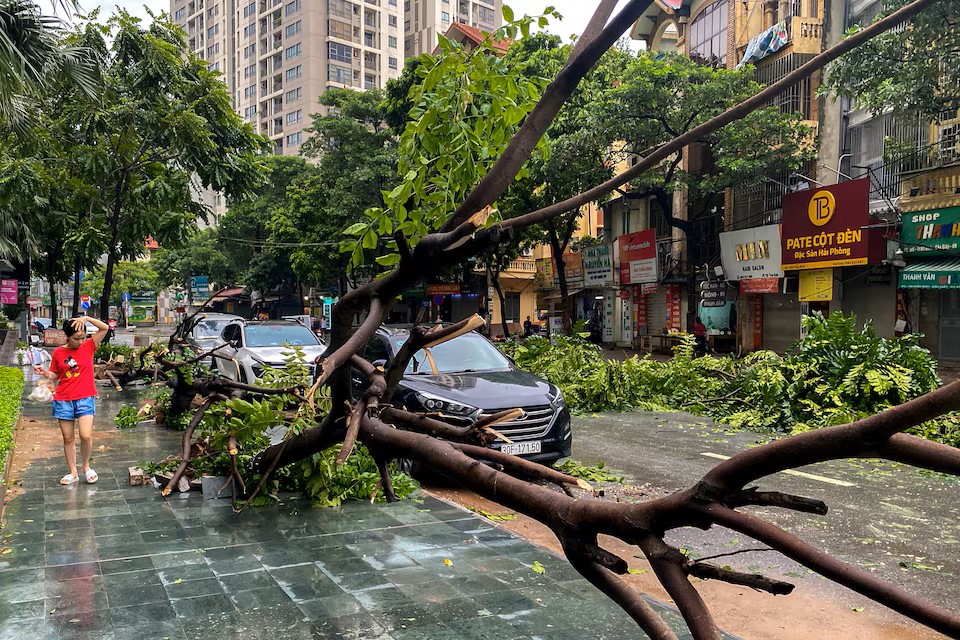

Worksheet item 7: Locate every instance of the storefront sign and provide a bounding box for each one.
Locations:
[900,208,960,256]
[190,275,210,302]
[603,291,615,342]
[740,277,780,294]
[425,283,461,296]
[618,230,658,285]
[582,244,614,287]
[43,329,67,346]
[781,179,872,270]
[719,225,783,280]
[0,279,17,304]
[666,284,682,331]
[535,258,554,290]
[618,289,631,301]
[641,283,659,295]
[898,260,960,289]
[562,252,583,287]
[798,268,834,302]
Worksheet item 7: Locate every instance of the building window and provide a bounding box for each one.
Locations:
[244,64,256,78]
[244,43,256,58]
[286,132,303,146]
[208,62,220,72]
[364,73,375,89]
[285,87,302,102]
[285,20,301,37]
[504,292,521,323]
[285,0,301,16]
[477,5,493,23]
[364,31,375,46]
[328,42,352,63]
[389,0,396,5]
[242,1,256,17]
[285,110,303,124]
[404,19,410,29]
[207,24,219,38]
[244,85,257,98]
[388,56,397,70]
[243,105,257,117]
[174,7,186,20]
[206,5,218,19]
[404,0,409,9]
[328,63,352,84]
[206,43,220,58]
[441,11,449,23]
[689,0,728,67]
[388,14,397,26]
[285,43,302,59]
[243,23,256,38]
[285,64,303,80]
[388,35,397,48]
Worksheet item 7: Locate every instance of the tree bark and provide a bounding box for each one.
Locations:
[487,264,510,338]
[45,253,58,326]
[548,219,572,333]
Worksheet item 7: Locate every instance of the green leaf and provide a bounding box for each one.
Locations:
[502,5,514,23]
[531,561,545,574]
[343,222,368,236]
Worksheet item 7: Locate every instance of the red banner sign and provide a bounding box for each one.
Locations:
[781,179,877,270]
[666,284,682,331]
[0,279,16,305]
[425,283,460,296]
[739,277,780,294]
[618,230,658,285]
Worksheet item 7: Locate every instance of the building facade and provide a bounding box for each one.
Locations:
[170,0,404,157]
[404,0,500,57]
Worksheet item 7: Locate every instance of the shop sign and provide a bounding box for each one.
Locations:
[641,283,659,295]
[898,263,960,289]
[535,257,554,290]
[603,291,614,342]
[190,276,210,302]
[0,279,17,304]
[618,230,658,285]
[618,289,631,301]
[43,329,67,346]
[719,225,783,280]
[666,284,682,331]
[900,208,960,256]
[582,244,614,287]
[798,268,833,302]
[739,277,780,294]
[562,252,583,287]
[425,283,460,296]
[781,179,872,271]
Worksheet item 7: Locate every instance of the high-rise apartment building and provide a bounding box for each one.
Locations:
[403,0,501,57]
[171,0,404,156]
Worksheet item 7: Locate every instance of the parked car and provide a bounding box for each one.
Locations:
[212,320,326,383]
[172,313,245,363]
[352,326,572,465]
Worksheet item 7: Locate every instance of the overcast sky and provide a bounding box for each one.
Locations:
[48,0,635,44]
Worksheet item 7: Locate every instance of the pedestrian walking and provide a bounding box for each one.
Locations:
[34,316,109,485]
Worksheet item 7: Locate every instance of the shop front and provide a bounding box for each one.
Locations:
[776,179,888,351]
[578,244,616,342]
[720,224,783,352]
[898,207,960,363]
[615,230,660,347]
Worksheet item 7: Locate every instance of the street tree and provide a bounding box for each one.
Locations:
[150,227,238,296]
[271,88,398,294]
[823,0,960,118]
[51,11,267,321]
[80,259,158,311]
[217,155,312,296]
[141,2,960,639]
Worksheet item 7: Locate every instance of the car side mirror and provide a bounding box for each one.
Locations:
[228,337,241,348]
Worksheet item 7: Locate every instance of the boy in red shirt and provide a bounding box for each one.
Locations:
[35,316,109,485]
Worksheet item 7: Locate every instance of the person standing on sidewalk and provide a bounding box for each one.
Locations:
[34,316,109,485]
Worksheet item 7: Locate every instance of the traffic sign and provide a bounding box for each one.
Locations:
[121,292,131,301]
[80,300,90,310]
[700,280,725,291]
[80,294,90,303]
[701,299,727,308]
[700,290,725,300]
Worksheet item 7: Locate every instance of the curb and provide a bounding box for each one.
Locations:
[0,385,28,529]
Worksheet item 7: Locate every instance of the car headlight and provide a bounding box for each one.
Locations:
[550,389,566,409]
[414,391,477,417]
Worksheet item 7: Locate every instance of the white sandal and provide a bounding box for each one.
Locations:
[84,469,98,484]
[60,473,79,485]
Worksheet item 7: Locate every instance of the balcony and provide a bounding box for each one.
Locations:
[788,15,822,55]
[901,164,960,211]
[507,258,537,274]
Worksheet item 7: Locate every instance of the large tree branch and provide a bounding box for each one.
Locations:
[498,0,940,234]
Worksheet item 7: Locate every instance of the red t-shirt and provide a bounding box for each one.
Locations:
[49,339,98,401]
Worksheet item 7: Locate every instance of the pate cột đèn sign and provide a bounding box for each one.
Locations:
[781,179,874,271]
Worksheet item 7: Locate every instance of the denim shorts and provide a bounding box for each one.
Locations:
[52,397,96,420]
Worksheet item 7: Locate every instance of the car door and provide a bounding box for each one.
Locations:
[213,323,243,381]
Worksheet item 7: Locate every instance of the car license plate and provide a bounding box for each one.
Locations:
[500,441,542,456]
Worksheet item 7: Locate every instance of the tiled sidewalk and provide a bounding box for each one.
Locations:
[0,388,694,640]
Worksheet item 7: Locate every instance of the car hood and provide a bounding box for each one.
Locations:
[400,368,556,410]
[246,345,326,364]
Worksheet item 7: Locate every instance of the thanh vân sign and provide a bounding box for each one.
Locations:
[900,208,960,256]
[780,179,877,271]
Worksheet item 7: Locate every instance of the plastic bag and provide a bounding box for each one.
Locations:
[27,381,54,403]
[30,347,50,365]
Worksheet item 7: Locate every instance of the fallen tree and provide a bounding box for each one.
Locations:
[142,1,960,637]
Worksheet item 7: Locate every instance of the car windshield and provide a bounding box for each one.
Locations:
[245,324,318,347]
[390,333,511,374]
[193,319,234,339]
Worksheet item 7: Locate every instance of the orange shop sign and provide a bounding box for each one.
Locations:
[425,283,461,296]
[780,179,881,271]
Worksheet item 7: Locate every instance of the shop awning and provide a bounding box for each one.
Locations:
[898,259,960,289]
[538,288,583,302]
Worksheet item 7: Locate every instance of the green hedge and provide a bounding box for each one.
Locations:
[0,367,25,476]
